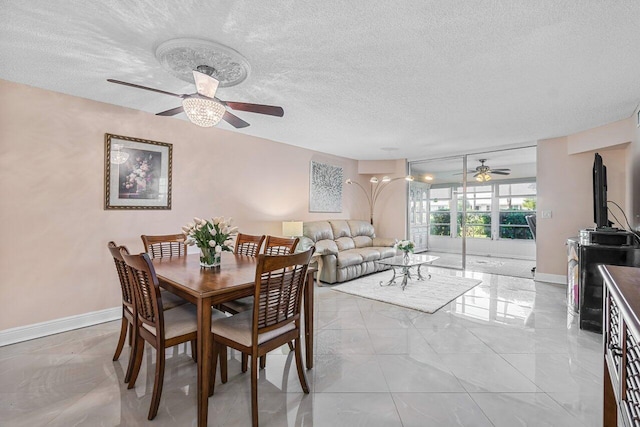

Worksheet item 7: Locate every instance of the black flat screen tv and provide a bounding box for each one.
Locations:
[593,152,612,229]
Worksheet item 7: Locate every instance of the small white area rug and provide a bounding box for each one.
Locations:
[331,270,482,314]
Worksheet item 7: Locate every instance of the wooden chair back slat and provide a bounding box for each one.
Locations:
[253,249,314,334]
[234,233,266,257]
[121,250,164,335]
[141,234,187,259]
[264,236,299,255]
[108,242,134,308]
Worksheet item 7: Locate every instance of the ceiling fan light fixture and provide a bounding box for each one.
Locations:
[475,172,492,182]
[182,98,225,127]
[110,144,129,164]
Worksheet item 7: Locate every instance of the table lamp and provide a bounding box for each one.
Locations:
[282,220,303,237]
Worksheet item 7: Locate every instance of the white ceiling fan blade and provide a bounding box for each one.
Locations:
[192,70,219,98]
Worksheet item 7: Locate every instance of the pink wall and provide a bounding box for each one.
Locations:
[0,80,368,330]
[2,77,635,329]
[537,120,632,278]
[567,118,635,155]
[365,159,408,239]
[631,108,640,229]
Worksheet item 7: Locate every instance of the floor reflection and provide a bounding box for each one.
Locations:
[0,269,600,426]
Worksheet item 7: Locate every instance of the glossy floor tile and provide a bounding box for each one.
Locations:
[0,266,603,426]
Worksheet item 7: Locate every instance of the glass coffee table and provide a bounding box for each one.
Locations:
[376,253,440,291]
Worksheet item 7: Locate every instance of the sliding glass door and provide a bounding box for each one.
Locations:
[408,146,536,272]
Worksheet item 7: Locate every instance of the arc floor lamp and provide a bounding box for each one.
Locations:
[346,175,414,224]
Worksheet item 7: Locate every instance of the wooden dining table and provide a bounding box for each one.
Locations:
[152,252,315,427]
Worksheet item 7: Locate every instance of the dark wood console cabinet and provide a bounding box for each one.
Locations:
[600,265,640,426]
[568,237,640,332]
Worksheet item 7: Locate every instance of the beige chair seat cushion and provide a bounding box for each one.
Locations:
[222,296,253,313]
[142,304,226,339]
[211,310,295,347]
[160,289,189,310]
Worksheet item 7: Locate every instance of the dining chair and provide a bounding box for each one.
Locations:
[141,234,187,259]
[219,233,266,315]
[223,235,298,316]
[224,235,300,369]
[262,236,300,353]
[210,248,315,427]
[108,242,197,384]
[140,234,190,310]
[107,242,138,384]
[264,235,299,255]
[234,233,266,256]
[121,249,226,420]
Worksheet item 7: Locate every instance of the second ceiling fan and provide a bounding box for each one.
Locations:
[107,65,284,129]
[466,159,511,182]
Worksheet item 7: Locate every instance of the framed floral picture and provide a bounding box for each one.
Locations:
[104,133,172,210]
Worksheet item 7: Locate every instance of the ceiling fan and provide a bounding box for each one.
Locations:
[106,65,284,129]
[454,159,511,182]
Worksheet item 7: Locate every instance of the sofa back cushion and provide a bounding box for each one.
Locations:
[348,220,375,238]
[335,237,356,251]
[303,221,334,242]
[329,220,351,238]
[353,235,373,248]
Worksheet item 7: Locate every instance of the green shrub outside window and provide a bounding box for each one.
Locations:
[430,211,450,236]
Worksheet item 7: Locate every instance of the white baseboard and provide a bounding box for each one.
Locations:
[534,272,566,285]
[0,307,121,347]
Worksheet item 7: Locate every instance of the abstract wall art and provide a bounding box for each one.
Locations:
[309,161,343,212]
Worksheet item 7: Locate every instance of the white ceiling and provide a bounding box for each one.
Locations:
[1,1,639,161]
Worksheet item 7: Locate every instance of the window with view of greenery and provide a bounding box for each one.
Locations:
[498,182,536,240]
[426,179,536,241]
[429,188,451,236]
[456,185,492,238]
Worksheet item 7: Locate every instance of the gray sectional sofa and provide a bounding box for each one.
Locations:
[298,219,398,284]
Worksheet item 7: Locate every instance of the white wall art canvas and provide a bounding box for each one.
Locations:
[309,161,343,212]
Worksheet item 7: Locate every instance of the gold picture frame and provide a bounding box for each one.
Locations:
[104,133,172,210]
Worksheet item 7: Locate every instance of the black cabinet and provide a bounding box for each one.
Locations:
[569,233,640,332]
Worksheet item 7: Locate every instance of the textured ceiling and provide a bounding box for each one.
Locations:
[1,1,639,161]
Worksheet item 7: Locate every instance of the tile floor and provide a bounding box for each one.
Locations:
[0,267,603,426]
[426,251,537,279]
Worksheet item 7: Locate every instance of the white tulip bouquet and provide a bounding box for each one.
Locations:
[395,239,415,253]
[182,217,238,267]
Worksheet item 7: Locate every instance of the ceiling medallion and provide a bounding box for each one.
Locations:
[155,38,250,88]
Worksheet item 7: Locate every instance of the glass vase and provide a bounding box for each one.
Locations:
[200,247,222,268]
[403,251,411,263]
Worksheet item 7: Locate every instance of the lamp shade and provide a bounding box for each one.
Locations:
[282,221,303,237]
